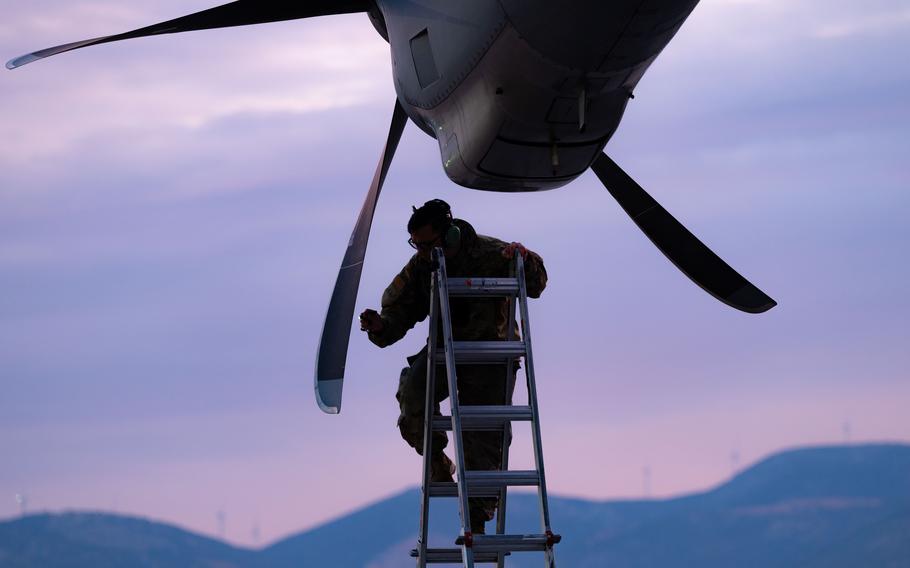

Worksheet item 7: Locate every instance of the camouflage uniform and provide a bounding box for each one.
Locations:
[367,219,547,529]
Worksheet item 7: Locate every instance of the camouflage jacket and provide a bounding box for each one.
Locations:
[368,219,547,348]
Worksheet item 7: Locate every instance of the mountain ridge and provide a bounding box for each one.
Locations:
[2,443,908,567]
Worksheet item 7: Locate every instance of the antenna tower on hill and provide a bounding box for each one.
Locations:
[217,510,226,540]
[730,449,741,475]
[15,493,27,516]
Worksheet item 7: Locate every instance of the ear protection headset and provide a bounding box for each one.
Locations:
[440,203,462,249]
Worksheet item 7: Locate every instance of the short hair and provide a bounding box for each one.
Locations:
[408,199,453,234]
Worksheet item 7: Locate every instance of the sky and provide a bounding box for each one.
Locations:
[1,0,908,548]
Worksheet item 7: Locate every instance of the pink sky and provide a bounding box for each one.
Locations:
[1,0,908,546]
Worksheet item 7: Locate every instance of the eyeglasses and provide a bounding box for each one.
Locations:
[408,235,442,250]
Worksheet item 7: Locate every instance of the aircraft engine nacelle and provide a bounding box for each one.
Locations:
[376,0,699,192]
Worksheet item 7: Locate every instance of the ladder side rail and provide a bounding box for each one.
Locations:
[433,248,475,568]
[495,258,519,568]
[515,253,557,568]
[416,269,442,568]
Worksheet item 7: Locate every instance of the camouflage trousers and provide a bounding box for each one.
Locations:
[397,345,517,528]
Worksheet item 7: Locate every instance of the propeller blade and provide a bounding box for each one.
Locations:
[7,0,372,70]
[315,100,408,414]
[592,153,777,314]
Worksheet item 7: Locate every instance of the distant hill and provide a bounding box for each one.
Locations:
[0,513,253,568]
[2,444,908,567]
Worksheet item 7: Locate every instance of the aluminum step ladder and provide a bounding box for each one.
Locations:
[410,247,560,567]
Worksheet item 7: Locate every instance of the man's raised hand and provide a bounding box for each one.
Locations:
[359,309,384,333]
[502,242,528,259]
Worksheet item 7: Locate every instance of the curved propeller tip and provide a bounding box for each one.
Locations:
[315,378,343,414]
[730,287,777,314]
[7,52,45,69]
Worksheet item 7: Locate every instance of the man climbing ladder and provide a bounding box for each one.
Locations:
[360,199,560,565]
[360,199,546,533]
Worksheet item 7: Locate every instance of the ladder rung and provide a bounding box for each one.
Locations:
[428,470,540,497]
[466,470,540,487]
[435,341,526,363]
[428,483,500,498]
[446,277,519,297]
[432,405,534,431]
[410,548,507,563]
[456,533,562,552]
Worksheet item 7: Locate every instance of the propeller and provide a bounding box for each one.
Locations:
[315,100,408,414]
[592,153,777,314]
[6,0,372,69]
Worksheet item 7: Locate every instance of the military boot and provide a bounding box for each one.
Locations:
[469,504,496,535]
